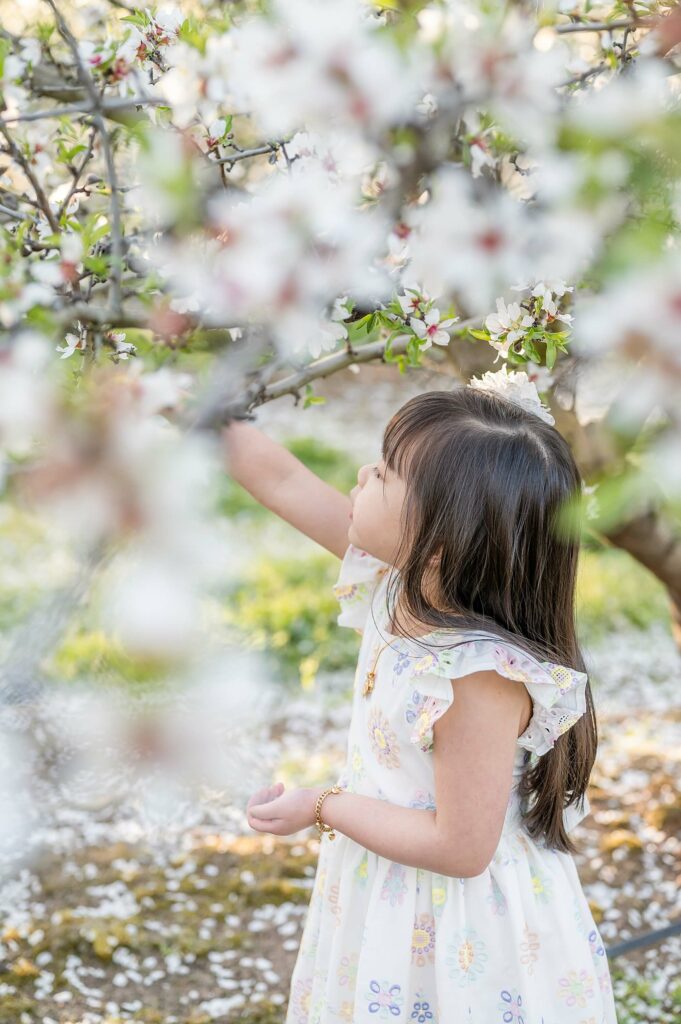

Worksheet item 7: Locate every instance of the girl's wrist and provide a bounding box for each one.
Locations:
[310,784,344,836]
[308,786,326,828]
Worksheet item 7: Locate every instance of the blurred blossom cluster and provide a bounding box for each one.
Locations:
[149,159,393,357]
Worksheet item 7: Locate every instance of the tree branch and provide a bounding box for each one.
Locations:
[1,92,166,125]
[44,0,124,314]
[554,16,655,34]
[188,315,481,430]
[0,121,60,232]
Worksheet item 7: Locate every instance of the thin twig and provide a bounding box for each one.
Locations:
[44,0,124,315]
[213,142,283,166]
[57,125,97,221]
[0,93,166,124]
[0,202,26,222]
[0,122,60,232]
[54,301,152,329]
[554,16,654,34]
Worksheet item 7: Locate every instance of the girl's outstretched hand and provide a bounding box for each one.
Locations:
[247,783,320,837]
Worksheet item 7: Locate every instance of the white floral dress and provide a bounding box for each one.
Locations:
[285,544,618,1024]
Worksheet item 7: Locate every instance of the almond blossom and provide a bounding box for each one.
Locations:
[405,164,535,313]
[222,0,426,138]
[410,308,459,349]
[485,297,534,361]
[397,285,431,319]
[147,160,392,358]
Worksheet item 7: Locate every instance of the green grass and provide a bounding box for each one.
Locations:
[611,963,681,1024]
[220,548,358,689]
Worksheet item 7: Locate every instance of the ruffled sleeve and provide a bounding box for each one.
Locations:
[331,544,391,633]
[405,634,588,757]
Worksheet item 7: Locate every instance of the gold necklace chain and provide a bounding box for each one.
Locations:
[362,638,393,698]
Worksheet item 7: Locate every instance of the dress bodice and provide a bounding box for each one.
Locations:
[332,544,591,838]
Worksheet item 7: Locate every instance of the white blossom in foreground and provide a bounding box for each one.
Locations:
[404,164,534,313]
[566,56,679,138]
[0,645,280,862]
[409,308,459,349]
[223,0,426,137]
[149,162,392,358]
[0,332,56,454]
[485,298,534,361]
[421,1,571,147]
[571,251,681,427]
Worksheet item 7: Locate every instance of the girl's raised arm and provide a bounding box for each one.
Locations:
[220,420,352,559]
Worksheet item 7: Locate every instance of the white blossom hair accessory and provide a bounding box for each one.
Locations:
[467,365,555,425]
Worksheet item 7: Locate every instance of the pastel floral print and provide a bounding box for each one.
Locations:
[411,912,436,967]
[333,580,370,607]
[315,866,328,900]
[519,922,540,975]
[329,1000,353,1023]
[343,743,365,791]
[557,969,595,1008]
[354,849,369,888]
[408,788,436,811]
[587,928,606,960]
[598,968,614,995]
[430,875,448,919]
[405,690,449,753]
[530,864,553,903]
[289,975,313,1024]
[366,978,404,1017]
[308,994,324,1024]
[573,893,588,933]
[328,880,341,925]
[337,951,359,991]
[487,875,508,916]
[409,991,436,1022]
[498,987,525,1023]
[393,649,412,678]
[380,862,409,908]
[368,706,401,768]
[444,928,489,986]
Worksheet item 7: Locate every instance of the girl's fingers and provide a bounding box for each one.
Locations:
[247,782,282,809]
[250,800,277,819]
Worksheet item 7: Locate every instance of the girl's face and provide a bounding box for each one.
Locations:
[348,458,406,565]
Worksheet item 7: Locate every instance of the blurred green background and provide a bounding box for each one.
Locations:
[1,435,671,695]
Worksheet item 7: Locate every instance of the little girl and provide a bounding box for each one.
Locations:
[223,381,618,1024]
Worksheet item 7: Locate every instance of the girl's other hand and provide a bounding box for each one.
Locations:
[246,783,320,837]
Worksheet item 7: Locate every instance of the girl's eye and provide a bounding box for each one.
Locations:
[373,467,381,479]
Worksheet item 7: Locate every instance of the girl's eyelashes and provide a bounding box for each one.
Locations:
[373,466,382,479]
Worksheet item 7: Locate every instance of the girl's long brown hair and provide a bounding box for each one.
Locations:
[377,386,597,854]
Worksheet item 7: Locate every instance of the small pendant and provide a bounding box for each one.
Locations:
[362,671,375,697]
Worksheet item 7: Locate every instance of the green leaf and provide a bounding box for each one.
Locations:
[58,142,88,163]
[468,329,491,341]
[546,339,557,371]
[84,255,108,277]
[302,383,326,409]
[120,11,151,28]
[522,335,543,363]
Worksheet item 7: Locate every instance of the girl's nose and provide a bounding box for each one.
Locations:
[357,463,371,485]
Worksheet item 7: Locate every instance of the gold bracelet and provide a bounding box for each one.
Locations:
[315,785,343,840]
